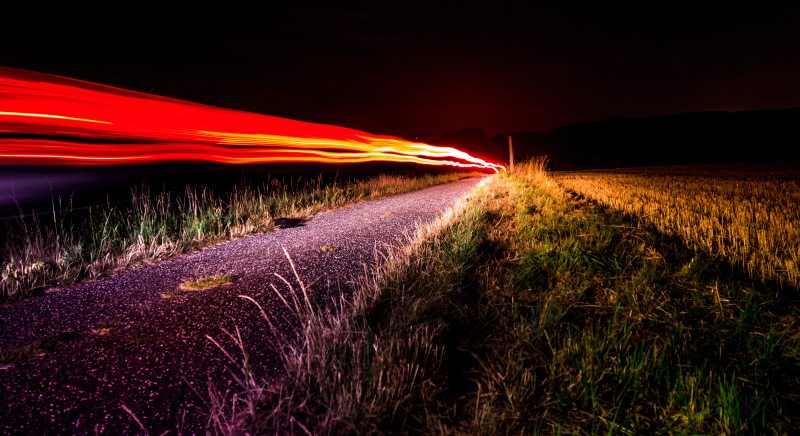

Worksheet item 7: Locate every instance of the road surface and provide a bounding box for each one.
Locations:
[0,176,483,434]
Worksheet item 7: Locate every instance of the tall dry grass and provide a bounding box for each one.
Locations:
[208,175,495,434]
[0,172,477,300]
[555,166,800,288]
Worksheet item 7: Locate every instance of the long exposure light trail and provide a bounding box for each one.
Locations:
[0,111,114,124]
[0,68,505,172]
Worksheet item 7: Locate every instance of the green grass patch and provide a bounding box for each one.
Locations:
[215,159,800,434]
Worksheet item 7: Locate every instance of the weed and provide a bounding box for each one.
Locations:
[0,332,81,365]
[179,274,235,291]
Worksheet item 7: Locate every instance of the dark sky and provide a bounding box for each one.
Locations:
[3,1,800,141]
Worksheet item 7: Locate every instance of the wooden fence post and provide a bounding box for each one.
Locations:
[508,135,514,172]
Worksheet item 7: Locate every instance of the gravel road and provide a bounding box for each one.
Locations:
[0,177,482,434]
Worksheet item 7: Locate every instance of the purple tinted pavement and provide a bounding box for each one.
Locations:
[0,177,483,434]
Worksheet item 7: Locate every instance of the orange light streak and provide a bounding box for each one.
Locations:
[0,68,505,172]
[0,111,114,124]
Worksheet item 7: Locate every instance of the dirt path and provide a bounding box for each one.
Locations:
[0,177,484,434]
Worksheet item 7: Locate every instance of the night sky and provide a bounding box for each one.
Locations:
[3,2,800,141]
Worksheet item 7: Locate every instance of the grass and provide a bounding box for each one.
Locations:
[0,171,478,301]
[211,159,800,434]
[0,332,81,366]
[179,274,236,291]
[555,164,800,289]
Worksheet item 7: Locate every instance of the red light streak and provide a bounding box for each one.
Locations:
[0,68,505,172]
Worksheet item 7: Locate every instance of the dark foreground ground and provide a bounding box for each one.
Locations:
[0,177,482,434]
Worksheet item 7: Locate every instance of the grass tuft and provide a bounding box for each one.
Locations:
[0,332,81,365]
[178,274,235,291]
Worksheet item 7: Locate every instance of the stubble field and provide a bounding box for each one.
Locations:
[555,162,800,289]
